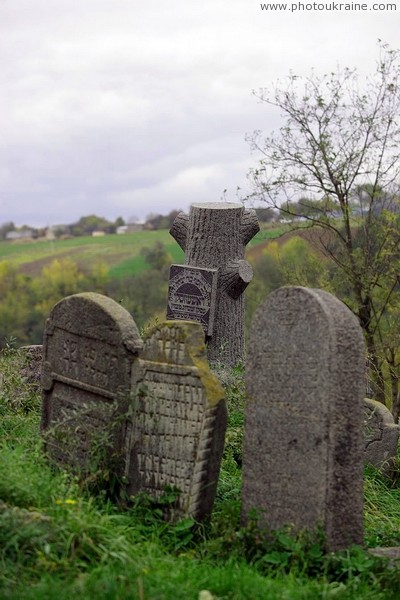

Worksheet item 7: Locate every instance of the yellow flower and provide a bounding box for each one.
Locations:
[64,499,77,505]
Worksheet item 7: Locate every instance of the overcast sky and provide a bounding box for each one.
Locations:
[1,1,399,227]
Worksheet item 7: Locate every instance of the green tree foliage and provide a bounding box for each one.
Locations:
[246,237,328,332]
[33,259,87,320]
[107,269,168,329]
[140,241,171,271]
[0,262,32,345]
[0,258,112,348]
[0,239,172,347]
[0,222,15,241]
[247,42,400,414]
[106,242,172,329]
[254,207,277,223]
[144,210,182,230]
[279,237,330,289]
[71,215,116,236]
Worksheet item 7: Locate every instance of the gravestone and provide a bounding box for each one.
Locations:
[124,320,227,520]
[169,202,259,366]
[41,292,142,476]
[241,286,365,551]
[363,398,400,473]
[20,345,43,387]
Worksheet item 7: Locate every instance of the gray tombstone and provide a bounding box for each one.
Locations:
[169,202,259,366]
[363,398,400,473]
[124,320,227,520]
[20,345,43,387]
[41,292,142,476]
[241,286,365,551]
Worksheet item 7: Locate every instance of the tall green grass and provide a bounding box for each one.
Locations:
[1,349,400,599]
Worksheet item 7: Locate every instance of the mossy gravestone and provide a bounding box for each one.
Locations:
[363,398,400,473]
[124,320,227,520]
[41,293,142,477]
[242,287,365,551]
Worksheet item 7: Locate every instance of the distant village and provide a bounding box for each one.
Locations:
[0,200,377,243]
[0,210,183,242]
[0,207,281,243]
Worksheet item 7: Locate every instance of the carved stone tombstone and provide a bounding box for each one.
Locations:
[242,287,365,551]
[363,398,400,473]
[124,320,227,520]
[168,202,259,366]
[20,345,43,388]
[41,293,142,476]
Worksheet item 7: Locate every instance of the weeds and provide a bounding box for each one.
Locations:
[2,352,400,598]
[0,339,41,415]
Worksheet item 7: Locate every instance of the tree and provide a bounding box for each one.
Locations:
[71,215,114,236]
[255,207,277,223]
[0,222,15,240]
[140,242,170,271]
[247,42,400,414]
[0,261,32,346]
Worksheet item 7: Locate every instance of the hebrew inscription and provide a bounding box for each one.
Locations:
[41,292,142,474]
[125,321,227,520]
[167,265,218,335]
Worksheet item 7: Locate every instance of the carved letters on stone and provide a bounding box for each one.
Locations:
[41,293,142,473]
[124,321,227,520]
[167,265,218,335]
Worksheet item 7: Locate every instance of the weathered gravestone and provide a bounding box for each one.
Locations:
[168,202,259,366]
[124,320,227,520]
[363,398,400,473]
[41,293,142,477]
[20,345,43,387]
[242,286,365,551]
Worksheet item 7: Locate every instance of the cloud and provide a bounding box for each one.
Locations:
[0,1,399,226]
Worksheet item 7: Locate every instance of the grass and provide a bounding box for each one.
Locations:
[0,225,281,282]
[1,349,400,599]
[0,231,185,280]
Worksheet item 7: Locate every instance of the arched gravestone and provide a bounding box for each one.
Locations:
[363,398,400,473]
[41,293,142,475]
[242,287,365,551]
[124,320,227,520]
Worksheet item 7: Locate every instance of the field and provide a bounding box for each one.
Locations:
[1,351,400,599]
[0,226,282,280]
[0,231,185,280]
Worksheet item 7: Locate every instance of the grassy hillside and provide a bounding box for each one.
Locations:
[0,225,287,348]
[0,231,185,280]
[0,226,284,280]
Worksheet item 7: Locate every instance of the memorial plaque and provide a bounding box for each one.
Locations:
[124,320,227,520]
[41,292,142,474]
[167,265,218,335]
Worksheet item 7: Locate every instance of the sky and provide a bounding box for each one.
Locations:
[1,1,399,228]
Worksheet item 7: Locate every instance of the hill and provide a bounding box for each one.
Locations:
[0,226,283,279]
[0,230,185,280]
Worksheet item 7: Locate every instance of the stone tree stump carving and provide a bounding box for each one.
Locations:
[168,202,259,366]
